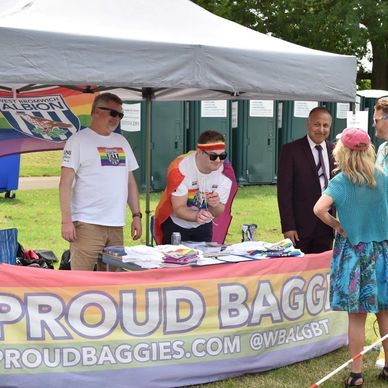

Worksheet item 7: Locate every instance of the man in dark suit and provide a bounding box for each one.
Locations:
[277,107,335,253]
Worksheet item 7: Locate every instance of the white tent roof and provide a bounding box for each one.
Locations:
[0,0,357,102]
[356,89,388,98]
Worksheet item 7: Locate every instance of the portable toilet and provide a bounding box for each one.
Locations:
[322,102,351,141]
[232,100,277,184]
[187,100,232,157]
[277,100,319,150]
[121,101,186,192]
[150,101,186,191]
[121,101,146,191]
[356,89,388,147]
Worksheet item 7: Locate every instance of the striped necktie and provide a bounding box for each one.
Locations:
[315,144,328,189]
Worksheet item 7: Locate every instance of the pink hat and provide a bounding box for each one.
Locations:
[337,127,371,151]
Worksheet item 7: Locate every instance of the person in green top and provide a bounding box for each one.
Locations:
[374,97,388,172]
[314,127,388,387]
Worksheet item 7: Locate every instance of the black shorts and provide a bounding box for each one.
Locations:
[161,217,212,244]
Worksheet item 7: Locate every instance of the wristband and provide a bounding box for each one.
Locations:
[132,212,142,219]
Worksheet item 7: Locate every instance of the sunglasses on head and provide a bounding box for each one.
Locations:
[373,115,388,125]
[97,106,124,119]
[202,149,227,161]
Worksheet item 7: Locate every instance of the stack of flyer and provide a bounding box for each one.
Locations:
[247,239,303,258]
[223,239,303,259]
[162,247,199,265]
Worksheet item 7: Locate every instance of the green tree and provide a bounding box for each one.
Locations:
[193,0,388,90]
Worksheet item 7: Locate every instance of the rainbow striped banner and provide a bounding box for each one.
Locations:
[0,251,347,387]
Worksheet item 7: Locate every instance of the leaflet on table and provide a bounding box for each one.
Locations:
[132,261,161,269]
[193,257,225,266]
[224,239,303,258]
[215,255,254,263]
[182,241,226,254]
[181,241,247,264]
[116,244,223,268]
[103,240,302,269]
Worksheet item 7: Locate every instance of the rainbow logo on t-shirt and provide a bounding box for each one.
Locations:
[98,147,126,166]
[187,188,208,209]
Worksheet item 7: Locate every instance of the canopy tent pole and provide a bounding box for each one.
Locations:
[143,88,153,245]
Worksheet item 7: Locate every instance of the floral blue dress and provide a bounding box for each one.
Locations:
[330,234,388,313]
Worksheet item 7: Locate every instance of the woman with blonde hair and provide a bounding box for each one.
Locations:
[314,127,388,387]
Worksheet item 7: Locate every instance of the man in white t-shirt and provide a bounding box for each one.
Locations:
[59,93,142,270]
[155,130,232,244]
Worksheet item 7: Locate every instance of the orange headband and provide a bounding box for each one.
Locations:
[197,142,226,151]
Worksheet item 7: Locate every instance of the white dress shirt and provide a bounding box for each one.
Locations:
[307,136,329,192]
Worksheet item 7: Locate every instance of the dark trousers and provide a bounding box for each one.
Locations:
[161,217,212,244]
[295,220,334,254]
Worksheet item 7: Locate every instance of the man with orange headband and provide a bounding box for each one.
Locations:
[155,130,233,244]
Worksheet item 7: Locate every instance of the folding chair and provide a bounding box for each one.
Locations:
[150,215,156,246]
[0,228,18,265]
[212,161,238,244]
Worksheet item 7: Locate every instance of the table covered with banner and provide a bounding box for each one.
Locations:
[0,250,347,387]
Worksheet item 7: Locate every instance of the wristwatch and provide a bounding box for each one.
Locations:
[132,212,143,219]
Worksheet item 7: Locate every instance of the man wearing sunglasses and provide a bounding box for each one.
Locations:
[155,130,232,244]
[59,93,142,271]
[374,97,388,172]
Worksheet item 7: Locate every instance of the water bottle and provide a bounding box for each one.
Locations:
[171,232,181,245]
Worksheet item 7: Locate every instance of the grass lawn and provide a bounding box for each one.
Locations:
[15,151,284,254]
[1,185,281,264]
[1,151,385,387]
[19,150,62,177]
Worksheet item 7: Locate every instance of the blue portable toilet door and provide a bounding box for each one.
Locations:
[245,100,277,184]
[151,101,186,191]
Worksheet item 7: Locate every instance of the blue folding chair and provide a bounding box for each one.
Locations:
[150,215,156,246]
[0,228,18,265]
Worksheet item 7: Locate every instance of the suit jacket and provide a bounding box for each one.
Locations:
[277,136,335,239]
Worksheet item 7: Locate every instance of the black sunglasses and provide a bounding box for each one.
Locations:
[97,106,124,119]
[202,149,227,161]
